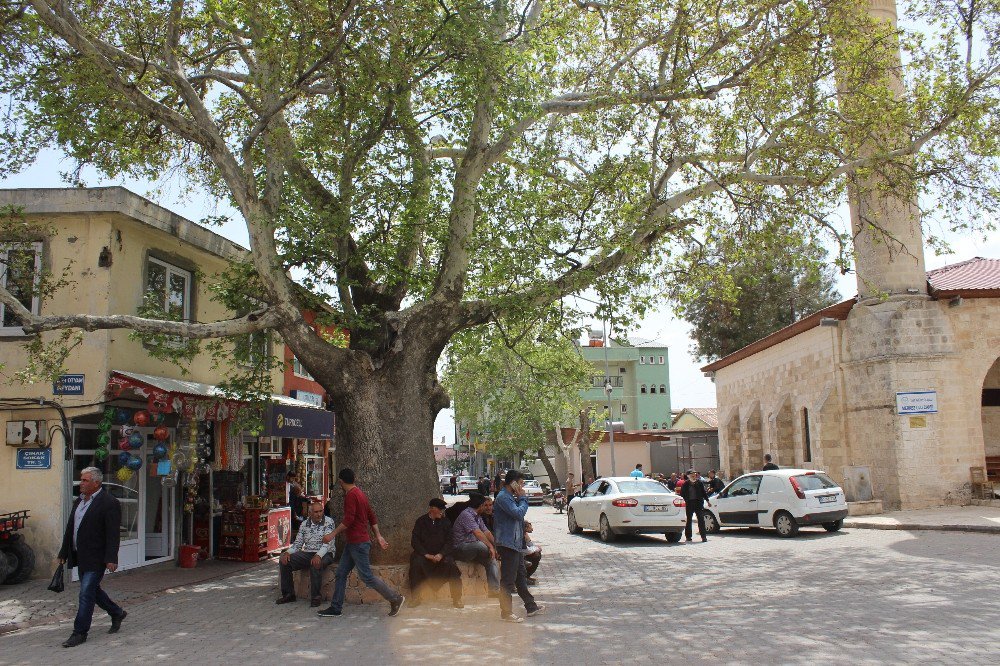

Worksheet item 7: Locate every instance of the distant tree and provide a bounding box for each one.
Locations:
[671,238,842,362]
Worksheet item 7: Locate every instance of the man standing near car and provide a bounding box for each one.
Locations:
[707,470,725,495]
[679,469,712,543]
[762,454,779,471]
[58,467,126,648]
[494,470,542,622]
[630,464,645,478]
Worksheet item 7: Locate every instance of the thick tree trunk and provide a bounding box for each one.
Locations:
[535,446,559,488]
[578,409,594,478]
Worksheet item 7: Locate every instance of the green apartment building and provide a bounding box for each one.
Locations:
[578,330,673,431]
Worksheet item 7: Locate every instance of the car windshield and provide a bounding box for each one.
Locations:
[792,473,838,491]
[615,480,673,494]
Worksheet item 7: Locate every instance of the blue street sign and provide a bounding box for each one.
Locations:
[16,448,51,470]
[53,374,85,395]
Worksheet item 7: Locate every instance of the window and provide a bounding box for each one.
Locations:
[639,356,645,364]
[647,355,653,364]
[292,356,314,380]
[592,375,623,388]
[659,356,665,364]
[619,367,626,374]
[791,473,838,491]
[652,422,658,429]
[145,257,191,321]
[659,384,666,394]
[640,384,647,394]
[620,404,628,414]
[642,422,648,430]
[0,242,43,334]
[723,475,762,497]
[802,408,812,463]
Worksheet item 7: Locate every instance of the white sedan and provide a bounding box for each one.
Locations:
[567,477,687,543]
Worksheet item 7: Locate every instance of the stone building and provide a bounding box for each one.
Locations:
[702,0,1000,512]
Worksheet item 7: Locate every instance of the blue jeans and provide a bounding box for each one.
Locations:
[452,541,500,592]
[74,569,123,635]
[329,542,401,612]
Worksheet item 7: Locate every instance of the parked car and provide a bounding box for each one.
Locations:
[702,469,848,537]
[439,474,453,493]
[567,477,686,543]
[522,480,545,505]
[456,476,479,493]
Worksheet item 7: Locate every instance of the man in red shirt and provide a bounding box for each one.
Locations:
[317,468,405,617]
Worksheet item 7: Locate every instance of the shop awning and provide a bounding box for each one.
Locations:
[107,370,325,423]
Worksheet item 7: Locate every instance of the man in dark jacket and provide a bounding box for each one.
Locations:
[58,466,126,648]
[409,498,463,608]
[678,469,712,543]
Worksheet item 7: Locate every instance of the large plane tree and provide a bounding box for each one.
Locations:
[1,0,998,558]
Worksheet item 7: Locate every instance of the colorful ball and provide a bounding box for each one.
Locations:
[116,467,134,482]
[133,410,150,427]
[118,451,131,465]
[94,447,108,462]
[151,412,166,425]
[120,440,131,452]
[152,443,168,459]
[97,433,110,446]
[153,426,169,441]
[128,431,144,448]
[114,408,130,425]
[126,455,143,471]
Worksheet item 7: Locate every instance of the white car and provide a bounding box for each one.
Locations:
[456,476,479,493]
[567,477,687,543]
[702,469,849,538]
[522,480,545,505]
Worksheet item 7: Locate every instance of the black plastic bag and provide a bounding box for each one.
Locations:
[47,563,65,593]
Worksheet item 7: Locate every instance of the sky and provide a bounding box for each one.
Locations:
[4,149,998,447]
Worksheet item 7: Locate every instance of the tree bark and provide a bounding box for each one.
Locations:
[578,409,594,478]
[535,446,559,489]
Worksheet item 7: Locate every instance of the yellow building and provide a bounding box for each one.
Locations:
[0,187,316,577]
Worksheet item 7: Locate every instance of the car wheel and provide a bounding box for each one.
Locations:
[1,538,36,585]
[702,510,721,534]
[567,509,583,534]
[598,514,617,543]
[823,519,844,532]
[773,511,799,538]
[665,531,683,543]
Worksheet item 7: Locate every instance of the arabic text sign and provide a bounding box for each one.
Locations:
[896,391,938,415]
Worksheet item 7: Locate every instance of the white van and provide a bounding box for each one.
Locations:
[702,469,849,537]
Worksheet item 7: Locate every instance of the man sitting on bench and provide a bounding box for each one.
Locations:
[409,498,463,608]
[276,501,336,607]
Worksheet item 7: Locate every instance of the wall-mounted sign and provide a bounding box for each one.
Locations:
[6,421,46,447]
[265,403,334,440]
[53,374,85,395]
[16,448,51,470]
[290,390,324,408]
[896,391,938,415]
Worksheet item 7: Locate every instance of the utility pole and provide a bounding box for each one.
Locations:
[602,311,617,476]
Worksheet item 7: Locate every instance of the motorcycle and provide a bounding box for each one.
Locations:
[552,488,566,514]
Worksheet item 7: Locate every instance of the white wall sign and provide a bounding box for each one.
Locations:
[896,391,938,415]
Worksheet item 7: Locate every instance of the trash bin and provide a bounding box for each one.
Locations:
[178,544,200,569]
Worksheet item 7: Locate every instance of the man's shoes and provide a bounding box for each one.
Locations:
[500,614,524,623]
[685,538,692,542]
[310,598,322,608]
[452,600,465,609]
[108,610,127,633]
[527,605,545,617]
[275,594,296,604]
[487,590,500,598]
[701,536,708,542]
[317,607,342,617]
[526,576,538,586]
[388,596,405,617]
[62,633,87,648]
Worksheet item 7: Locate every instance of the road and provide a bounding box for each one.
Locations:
[1,506,998,664]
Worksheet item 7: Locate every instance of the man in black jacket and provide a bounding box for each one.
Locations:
[409,498,463,608]
[58,467,126,648]
[678,469,712,543]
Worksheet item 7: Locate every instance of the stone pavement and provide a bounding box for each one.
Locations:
[844,505,1000,534]
[1,507,998,664]
[0,558,263,635]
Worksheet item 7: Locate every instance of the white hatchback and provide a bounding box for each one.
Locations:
[702,469,849,537]
[568,477,687,543]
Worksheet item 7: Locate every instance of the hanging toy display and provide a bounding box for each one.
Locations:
[151,411,166,426]
[153,443,168,460]
[114,408,131,425]
[133,410,150,427]
[119,439,131,452]
[118,451,131,466]
[128,431,144,449]
[153,426,169,442]
[126,454,143,471]
[116,467,134,482]
[93,407,114,464]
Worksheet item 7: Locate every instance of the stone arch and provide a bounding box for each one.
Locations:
[723,410,743,478]
[742,402,764,472]
[771,395,795,467]
[982,356,1000,459]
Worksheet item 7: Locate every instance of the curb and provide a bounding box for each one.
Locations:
[844,521,1000,535]
[0,560,269,636]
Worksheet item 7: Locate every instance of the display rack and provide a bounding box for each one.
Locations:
[216,508,268,562]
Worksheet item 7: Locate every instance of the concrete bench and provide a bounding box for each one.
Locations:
[292,559,490,604]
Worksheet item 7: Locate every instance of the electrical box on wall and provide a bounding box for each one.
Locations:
[5,421,47,447]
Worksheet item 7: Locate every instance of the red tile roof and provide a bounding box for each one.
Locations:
[927,257,1000,295]
[675,407,719,428]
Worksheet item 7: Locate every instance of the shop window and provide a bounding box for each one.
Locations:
[0,242,43,335]
[293,356,314,380]
[145,257,191,322]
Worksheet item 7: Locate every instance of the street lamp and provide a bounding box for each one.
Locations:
[602,316,617,477]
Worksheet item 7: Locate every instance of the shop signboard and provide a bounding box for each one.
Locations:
[265,403,334,440]
[896,391,938,415]
[16,448,51,470]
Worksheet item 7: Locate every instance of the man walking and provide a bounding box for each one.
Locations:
[494,470,542,622]
[317,468,405,618]
[450,494,500,596]
[762,454,779,470]
[409,498,463,608]
[630,463,645,478]
[58,467,126,648]
[276,500,336,607]
[678,469,712,542]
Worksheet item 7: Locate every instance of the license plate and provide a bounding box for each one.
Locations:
[819,495,837,504]
[644,505,669,512]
